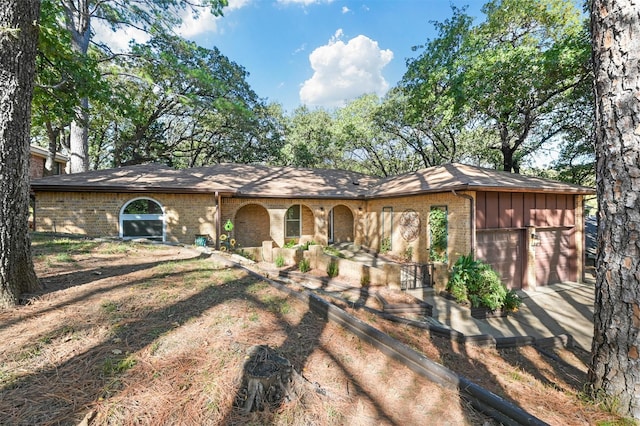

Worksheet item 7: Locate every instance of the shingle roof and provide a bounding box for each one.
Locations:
[30,162,595,198]
[372,163,595,197]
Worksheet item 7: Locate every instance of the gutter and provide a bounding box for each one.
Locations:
[452,190,476,255]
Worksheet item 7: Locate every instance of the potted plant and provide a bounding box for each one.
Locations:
[446,254,521,319]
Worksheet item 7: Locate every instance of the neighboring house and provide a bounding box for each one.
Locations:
[30,162,595,290]
[29,145,68,178]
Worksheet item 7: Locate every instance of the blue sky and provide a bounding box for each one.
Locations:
[96,0,486,114]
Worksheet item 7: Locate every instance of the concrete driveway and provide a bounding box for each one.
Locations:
[414,280,595,351]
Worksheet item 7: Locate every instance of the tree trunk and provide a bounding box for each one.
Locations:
[63,0,91,173]
[589,0,640,419]
[0,0,42,308]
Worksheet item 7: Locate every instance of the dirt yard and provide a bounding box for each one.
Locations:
[0,235,630,425]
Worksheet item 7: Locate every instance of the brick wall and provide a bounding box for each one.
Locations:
[34,191,217,245]
[364,192,472,265]
[35,191,472,259]
[221,198,364,248]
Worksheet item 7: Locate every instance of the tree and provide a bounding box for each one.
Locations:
[86,34,280,168]
[589,0,640,419]
[403,0,591,172]
[278,106,338,168]
[0,0,41,308]
[334,93,418,177]
[32,0,106,175]
[58,0,228,173]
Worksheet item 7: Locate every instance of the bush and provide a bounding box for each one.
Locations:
[300,240,317,251]
[327,260,339,278]
[274,254,285,268]
[298,258,310,273]
[503,289,522,312]
[447,254,513,311]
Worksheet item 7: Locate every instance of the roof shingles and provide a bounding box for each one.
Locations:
[31,162,595,198]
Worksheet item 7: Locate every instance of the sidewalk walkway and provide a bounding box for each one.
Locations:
[410,281,595,352]
[329,243,596,352]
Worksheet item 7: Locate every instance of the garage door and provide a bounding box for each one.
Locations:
[476,230,523,290]
[535,228,576,286]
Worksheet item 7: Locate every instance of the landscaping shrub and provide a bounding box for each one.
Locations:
[274,254,285,268]
[447,254,520,312]
[298,258,310,273]
[300,240,317,251]
[327,260,339,278]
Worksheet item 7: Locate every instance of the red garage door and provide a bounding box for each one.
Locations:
[535,228,576,286]
[476,230,523,290]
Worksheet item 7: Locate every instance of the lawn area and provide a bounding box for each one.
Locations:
[0,234,631,425]
[0,234,487,425]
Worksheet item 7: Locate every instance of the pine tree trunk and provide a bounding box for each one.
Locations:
[589,0,640,418]
[0,0,42,308]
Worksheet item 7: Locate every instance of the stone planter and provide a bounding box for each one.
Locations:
[470,306,509,320]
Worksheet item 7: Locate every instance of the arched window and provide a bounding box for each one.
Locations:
[120,198,165,241]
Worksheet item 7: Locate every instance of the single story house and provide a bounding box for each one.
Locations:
[30,162,595,290]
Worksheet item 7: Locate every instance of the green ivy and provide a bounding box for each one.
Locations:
[429,208,448,262]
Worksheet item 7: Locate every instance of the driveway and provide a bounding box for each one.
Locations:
[414,280,595,352]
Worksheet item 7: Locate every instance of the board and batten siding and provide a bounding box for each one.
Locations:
[475,191,578,289]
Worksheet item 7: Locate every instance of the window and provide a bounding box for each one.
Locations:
[429,206,448,262]
[120,198,165,241]
[285,205,301,238]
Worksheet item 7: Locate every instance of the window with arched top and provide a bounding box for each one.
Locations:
[119,198,165,241]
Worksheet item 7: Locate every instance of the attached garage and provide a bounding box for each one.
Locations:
[535,227,577,285]
[475,191,581,289]
[476,229,524,290]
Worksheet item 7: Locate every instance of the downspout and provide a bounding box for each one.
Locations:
[452,190,475,256]
[215,191,221,251]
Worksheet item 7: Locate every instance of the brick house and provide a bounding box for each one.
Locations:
[30,162,594,290]
[29,145,68,178]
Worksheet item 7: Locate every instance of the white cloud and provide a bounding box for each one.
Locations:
[92,21,150,53]
[342,6,350,13]
[299,31,393,107]
[93,1,251,50]
[176,0,249,38]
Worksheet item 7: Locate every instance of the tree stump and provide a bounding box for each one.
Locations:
[238,345,298,413]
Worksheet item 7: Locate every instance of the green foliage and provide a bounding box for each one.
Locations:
[274,254,285,268]
[298,258,310,273]
[300,240,317,251]
[380,237,391,254]
[429,208,448,262]
[283,241,297,248]
[447,254,516,311]
[323,246,345,258]
[327,260,339,278]
[403,246,414,262]
[402,0,591,172]
[503,289,522,312]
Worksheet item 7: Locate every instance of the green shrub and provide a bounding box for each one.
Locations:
[327,260,339,278]
[300,240,317,251]
[298,258,310,273]
[283,240,297,248]
[447,254,512,311]
[274,254,285,268]
[503,289,522,312]
[403,246,414,262]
